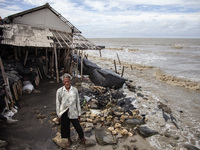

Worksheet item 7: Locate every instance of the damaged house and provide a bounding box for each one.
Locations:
[0,3,100,115]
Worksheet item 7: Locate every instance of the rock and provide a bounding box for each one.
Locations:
[53,132,69,148]
[137,126,159,138]
[113,111,124,117]
[85,139,96,147]
[125,119,145,128]
[114,123,121,128]
[0,140,7,148]
[36,113,46,119]
[137,93,144,97]
[52,117,60,125]
[85,122,93,128]
[108,127,115,132]
[95,128,116,145]
[85,127,93,132]
[120,129,129,136]
[183,144,200,150]
[164,132,180,140]
[120,115,129,122]
[130,137,137,143]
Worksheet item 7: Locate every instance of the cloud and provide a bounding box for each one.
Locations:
[0,0,199,38]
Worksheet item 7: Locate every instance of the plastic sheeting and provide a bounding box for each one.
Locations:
[72,54,126,89]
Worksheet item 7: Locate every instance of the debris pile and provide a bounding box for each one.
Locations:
[52,78,159,149]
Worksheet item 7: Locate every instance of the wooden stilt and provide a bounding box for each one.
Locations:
[121,66,125,77]
[116,53,121,65]
[99,49,102,57]
[51,48,54,78]
[81,51,83,80]
[114,60,117,73]
[14,47,19,61]
[54,45,59,83]
[24,50,29,66]
[0,57,10,109]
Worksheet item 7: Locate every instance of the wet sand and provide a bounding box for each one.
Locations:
[0,78,62,150]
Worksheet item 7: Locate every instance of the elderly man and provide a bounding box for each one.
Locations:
[56,73,86,147]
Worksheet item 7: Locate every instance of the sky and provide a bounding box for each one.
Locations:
[0,0,200,38]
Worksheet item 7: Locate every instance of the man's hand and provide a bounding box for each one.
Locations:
[57,117,61,123]
[78,116,80,121]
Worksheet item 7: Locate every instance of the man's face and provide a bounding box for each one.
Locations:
[63,78,71,89]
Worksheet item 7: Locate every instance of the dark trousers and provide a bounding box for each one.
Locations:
[61,110,84,139]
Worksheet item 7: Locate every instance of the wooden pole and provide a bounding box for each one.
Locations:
[14,47,19,61]
[18,47,21,58]
[76,50,79,81]
[35,48,38,56]
[24,50,29,66]
[130,65,133,70]
[51,47,54,78]
[114,60,117,73]
[0,57,11,109]
[54,45,59,83]
[81,51,83,81]
[99,49,102,57]
[116,53,121,65]
[121,66,125,77]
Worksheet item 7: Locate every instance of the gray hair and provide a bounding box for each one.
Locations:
[61,73,72,81]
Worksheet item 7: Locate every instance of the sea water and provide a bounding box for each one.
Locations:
[86,38,200,149]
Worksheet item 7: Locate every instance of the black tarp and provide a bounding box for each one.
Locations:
[72,54,126,89]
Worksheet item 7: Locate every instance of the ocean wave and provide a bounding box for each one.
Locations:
[88,55,153,70]
[154,69,200,90]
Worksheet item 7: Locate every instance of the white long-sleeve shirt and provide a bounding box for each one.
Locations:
[56,86,81,119]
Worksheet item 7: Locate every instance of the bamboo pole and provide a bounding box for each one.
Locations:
[24,50,29,66]
[54,45,59,83]
[99,49,102,57]
[14,47,19,61]
[0,57,11,109]
[81,51,83,80]
[116,53,121,65]
[114,60,117,73]
[76,50,79,81]
[121,66,125,77]
[51,47,54,78]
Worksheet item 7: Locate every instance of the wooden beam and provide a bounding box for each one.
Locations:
[24,50,29,66]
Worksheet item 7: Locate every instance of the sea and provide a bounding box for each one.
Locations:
[86,38,200,149]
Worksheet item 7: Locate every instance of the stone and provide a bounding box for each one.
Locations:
[183,144,200,150]
[114,123,121,128]
[125,119,145,128]
[85,122,94,128]
[53,132,69,148]
[0,140,7,148]
[95,128,115,145]
[108,127,115,132]
[85,127,93,132]
[85,139,96,147]
[137,126,159,138]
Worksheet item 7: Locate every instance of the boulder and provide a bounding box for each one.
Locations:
[136,126,159,138]
[183,144,200,150]
[85,139,96,147]
[95,128,116,145]
[125,119,145,128]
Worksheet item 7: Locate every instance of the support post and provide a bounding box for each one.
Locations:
[99,49,102,57]
[114,60,117,73]
[116,53,121,65]
[121,66,124,77]
[54,45,59,83]
[24,50,29,66]
[81,51,83,80]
